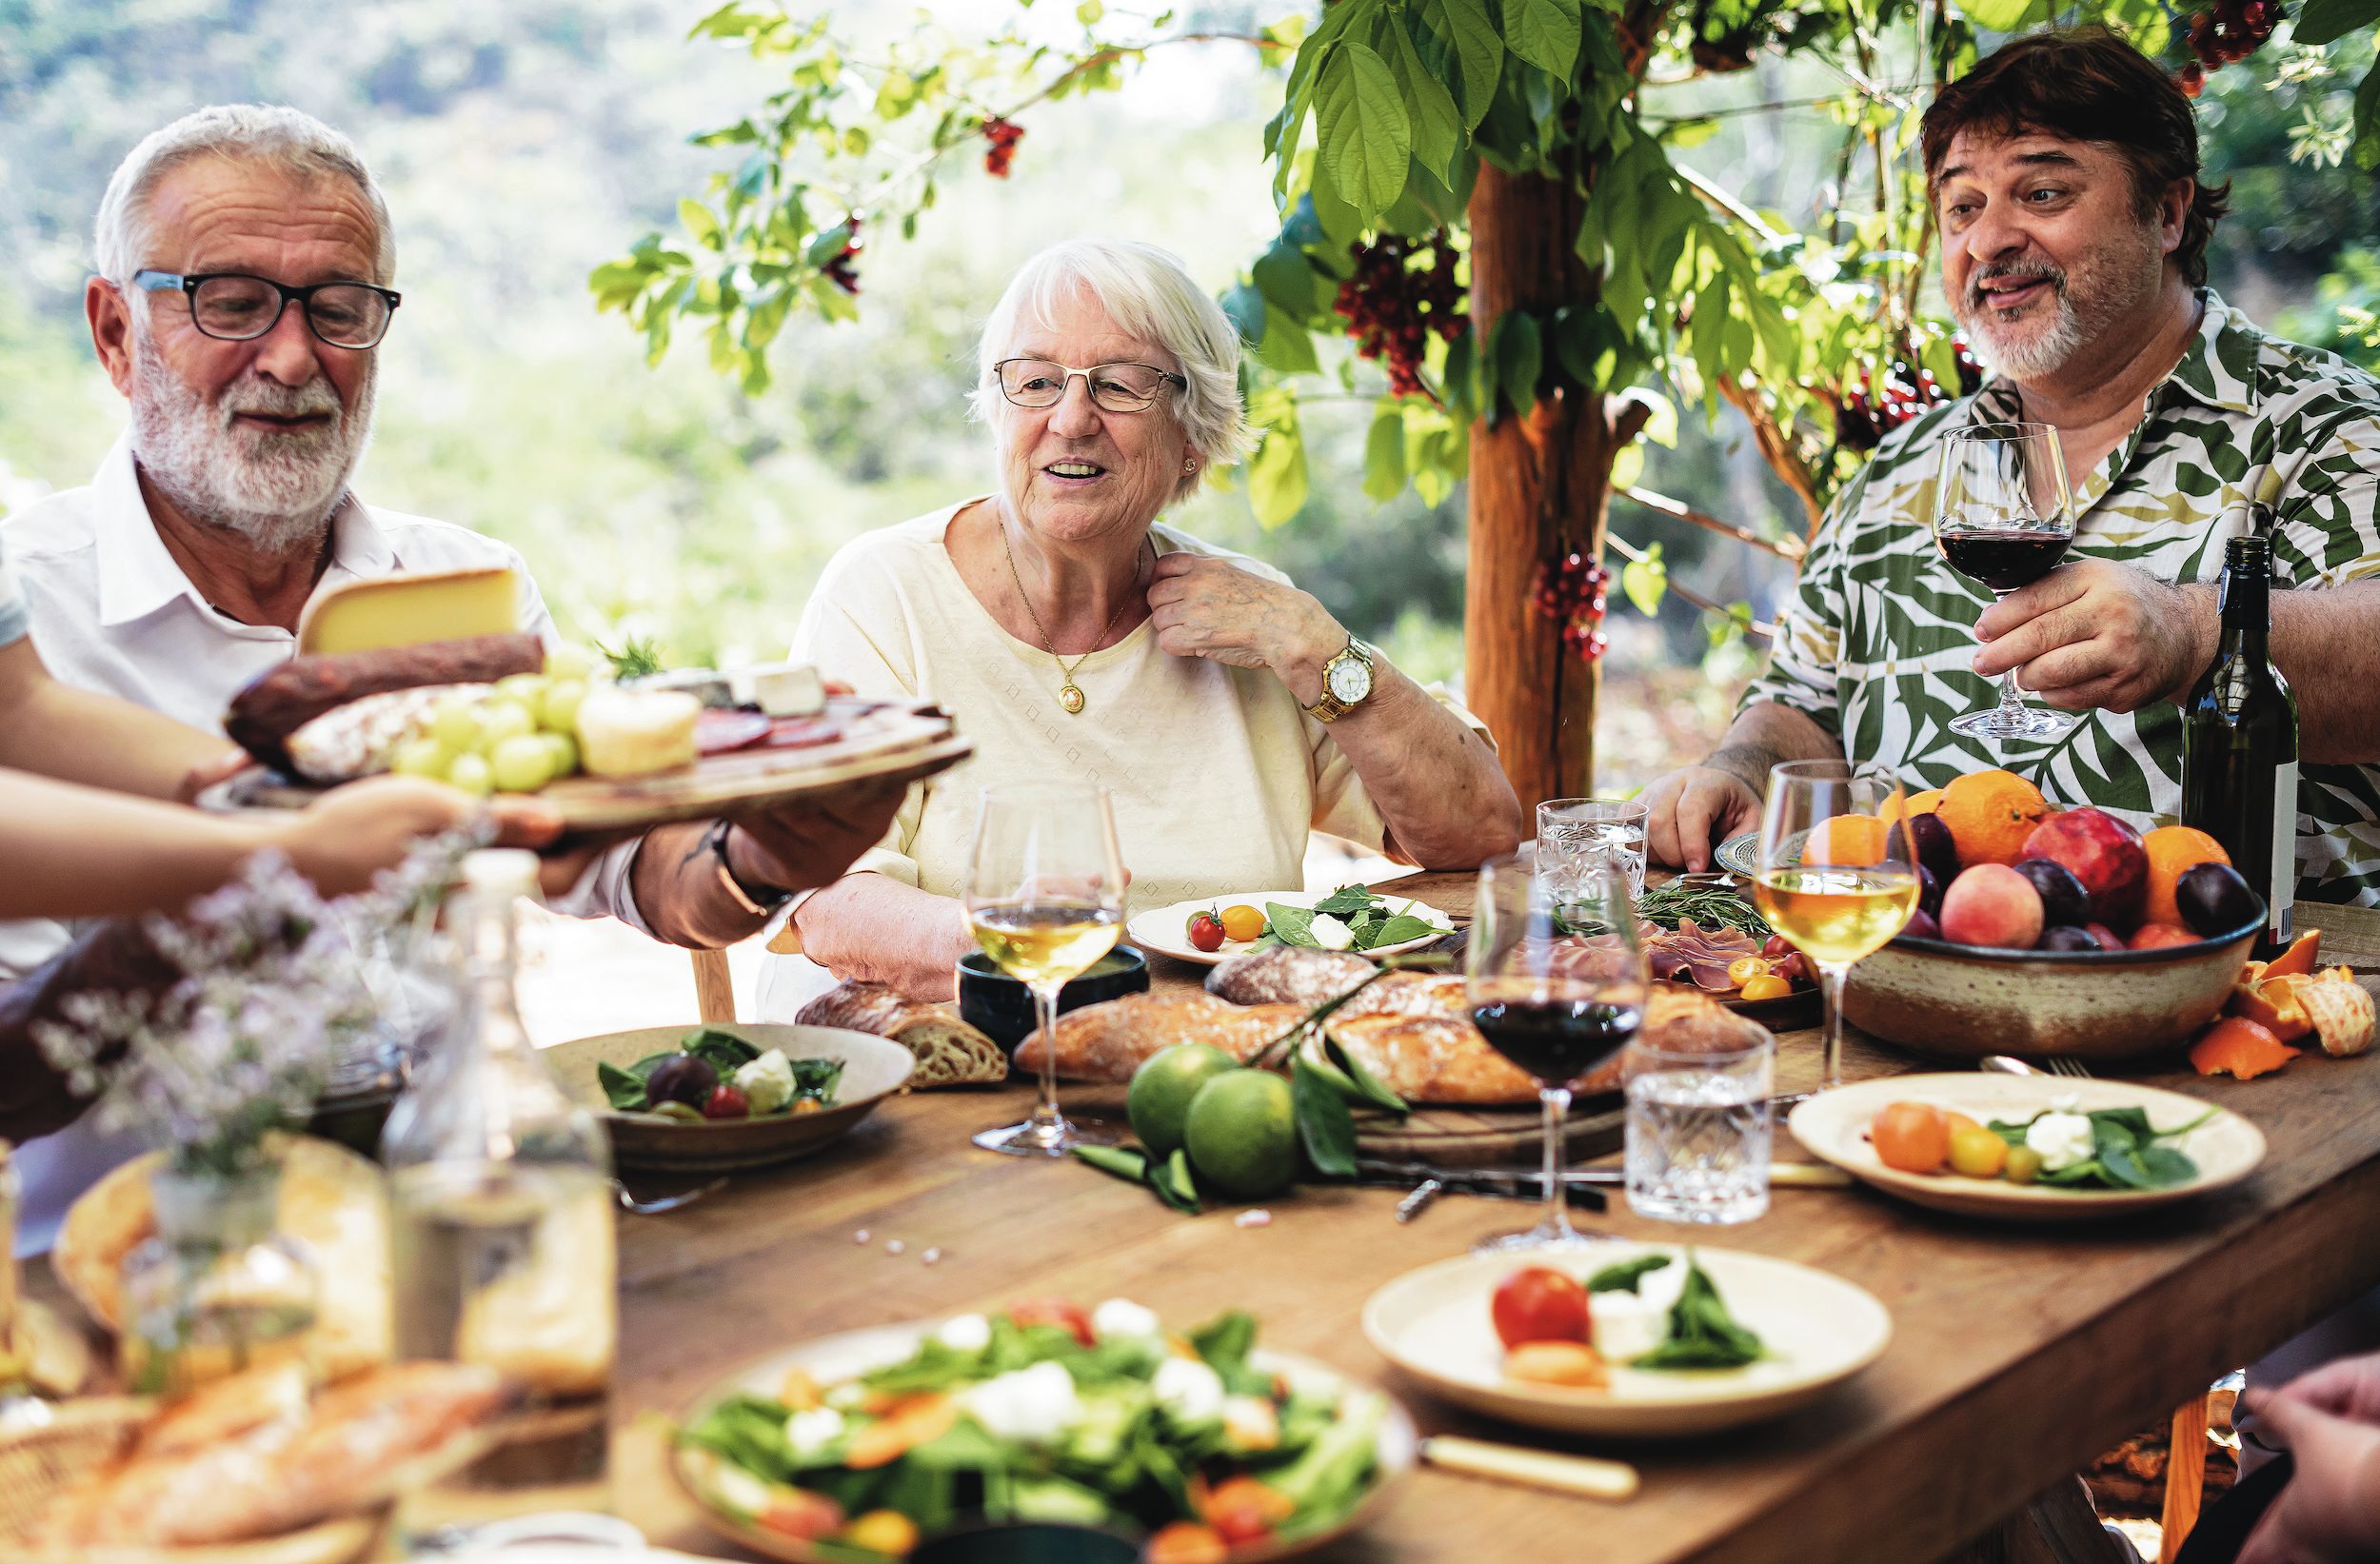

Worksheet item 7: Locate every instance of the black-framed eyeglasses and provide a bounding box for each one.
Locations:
[129,269,402,350]
[992,358,1187,413]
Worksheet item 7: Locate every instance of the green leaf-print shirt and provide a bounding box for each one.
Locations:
[1744,292,2380,907]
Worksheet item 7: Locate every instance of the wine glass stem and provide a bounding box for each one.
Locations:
[1995,666,2029,719]
[1029,981,1065,1137]
[1540,1085,1573,1237]
[1815,960,1850,1090]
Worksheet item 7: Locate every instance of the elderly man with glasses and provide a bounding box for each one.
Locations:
[0,104,904,1249]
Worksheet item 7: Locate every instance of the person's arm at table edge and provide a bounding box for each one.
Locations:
[0,634,235,801]
[789,873,975,1001]
[2207,580,2379,765]
[1288,652,1523,869]
[1643,702,1844,872]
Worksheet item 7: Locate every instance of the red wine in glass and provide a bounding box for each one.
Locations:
[1937,526,2073,593]
[1469,997,1643,1086]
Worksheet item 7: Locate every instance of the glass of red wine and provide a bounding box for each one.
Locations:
[1934,421,2080,742]
[1466,849,1648,1254]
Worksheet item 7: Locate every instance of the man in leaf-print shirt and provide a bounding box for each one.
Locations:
[1644,30,2380,909]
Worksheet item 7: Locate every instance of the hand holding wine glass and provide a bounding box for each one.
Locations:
[1467,851,1648,1254]
[1934,421,2080,743]
[963,782,1126,1157]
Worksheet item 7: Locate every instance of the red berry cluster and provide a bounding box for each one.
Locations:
[1831,338,1982,452]
[981,117,1024,178]
[823,217,862,295]
[2179,0,2275,93]
[1334,233,1464,397]
[1532,550,1612,662]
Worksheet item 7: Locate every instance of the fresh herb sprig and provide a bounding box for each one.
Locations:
[1628,1253,1766,1371]
[1561,881,1771,940]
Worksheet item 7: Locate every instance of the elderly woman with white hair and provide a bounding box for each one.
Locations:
[756,238,1522,1009]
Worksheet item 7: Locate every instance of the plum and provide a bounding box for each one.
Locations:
[645,1053,719,1110]
[2037,925,2101,953]
[1904,813,1962,889]
[2175,861,2260,937]
[2013,859,2092,930]
[1904,908,1943,940]
[1917,864,1944,921]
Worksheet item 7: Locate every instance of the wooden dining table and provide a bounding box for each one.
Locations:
[606,878,2380,1563]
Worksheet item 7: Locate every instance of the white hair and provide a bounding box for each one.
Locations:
[971,238,1256,501]
[93,105,395,285]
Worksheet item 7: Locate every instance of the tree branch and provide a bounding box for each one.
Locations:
[1604,530,1778,638]
[1716,373,1830,543]
[1616,483,1807,562]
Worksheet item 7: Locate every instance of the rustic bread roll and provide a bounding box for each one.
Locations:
[1015,992,1303,1082]
[1205,945,1375,1008]
[796,981,1008,1086]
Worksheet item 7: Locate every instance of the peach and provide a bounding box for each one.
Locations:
[1939,863,2046,950]
[2021,807,2149,930]
[2128,922,2200,951]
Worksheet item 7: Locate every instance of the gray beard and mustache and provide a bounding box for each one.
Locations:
[128,334,376,556]
[1952,227,2165,383]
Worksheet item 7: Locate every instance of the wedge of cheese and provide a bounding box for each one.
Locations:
[296,567,520,656]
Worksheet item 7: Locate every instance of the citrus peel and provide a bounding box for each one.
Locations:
[2190,1015,2298,1079]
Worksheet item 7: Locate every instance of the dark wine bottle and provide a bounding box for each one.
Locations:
[2181,531,2299,956]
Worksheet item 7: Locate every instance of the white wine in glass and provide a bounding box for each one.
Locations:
[964,782,1126,1157]
[1752,762,1920,1092]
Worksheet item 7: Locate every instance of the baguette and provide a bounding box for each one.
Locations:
[1015,992,1302,1082]
[1206,945,1375,1008]
[795,982,1007,1087]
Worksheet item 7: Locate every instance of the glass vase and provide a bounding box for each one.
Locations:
[120,1158,318,1397]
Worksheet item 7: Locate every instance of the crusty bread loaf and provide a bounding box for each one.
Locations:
[1015,992,1302,1082]
[1206,945,1375,1008]
[796,981,1007,1086]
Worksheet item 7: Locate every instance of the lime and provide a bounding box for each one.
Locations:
[1127,1044,1241,1158]
[1182,1069,1299,1199]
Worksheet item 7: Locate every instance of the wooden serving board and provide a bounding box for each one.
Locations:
[1353,1097,1627,1166]
[201,700,972,835]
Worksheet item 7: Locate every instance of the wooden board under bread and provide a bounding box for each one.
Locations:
[198,700,971,835]
[1353,1099,1626,1166]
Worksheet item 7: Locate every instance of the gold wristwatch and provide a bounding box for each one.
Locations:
[1303,638,1376,723]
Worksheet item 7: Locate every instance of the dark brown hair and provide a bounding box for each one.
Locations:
[1921,28,2230,287]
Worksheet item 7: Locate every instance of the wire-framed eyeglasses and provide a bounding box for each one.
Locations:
[992,358,1187,413]
[130,270,402,350]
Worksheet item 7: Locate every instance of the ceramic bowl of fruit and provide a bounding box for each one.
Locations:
[1832,774,2265,1059]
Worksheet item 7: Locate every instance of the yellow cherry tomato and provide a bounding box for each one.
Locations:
[1219,904,1267,942]
[1725,956,1769,988]
[1737,973,1793,1001]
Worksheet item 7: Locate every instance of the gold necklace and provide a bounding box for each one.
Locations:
[1002,525,1148,715]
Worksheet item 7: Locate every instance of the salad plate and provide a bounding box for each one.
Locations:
[1787,1074,2265,1222]
[670,1309,1416,1563]
[1361,1244,1891,1437]
[1128,888,1455,967]
[549,1023,914,1174]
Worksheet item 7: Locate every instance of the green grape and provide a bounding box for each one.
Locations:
[446,752,494,797]
[490,733,558,793]
[479,701,537,751]
[545,644,596,682]
[390,737,450,779]
[430,694,484,751]
[539,678,587,734]
[539,732,580,778]
[496,672,549,708]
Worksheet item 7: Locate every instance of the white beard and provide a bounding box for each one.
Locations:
[1954,228,2167,385]
[128,332,375,557]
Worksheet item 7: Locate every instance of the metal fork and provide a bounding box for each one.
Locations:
[2044,1057,2094,1079]
[612,1176,725,1215]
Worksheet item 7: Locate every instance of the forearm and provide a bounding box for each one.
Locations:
[788,873,974,1000]
[1701,702,1843,793]
[625,822,773,949]
[1321,663,1523,869]
[0,769,288,920]
[2268,582,2380,764]
[0,920,177,1143]
[0,640,231,799]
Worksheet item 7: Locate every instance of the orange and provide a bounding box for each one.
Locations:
[2141,825,2230,928]
[1934,769,2051,867]
[1881,788,1944,825]
[1806,813,1887,866]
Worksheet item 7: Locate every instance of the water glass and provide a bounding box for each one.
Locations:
[1537,798,1650,898]
[1624,1032,1774,1225]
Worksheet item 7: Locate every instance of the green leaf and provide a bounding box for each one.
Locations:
[1316,41,1413,217]
[1501,0,1582,76]
[1586,1254,1672,1293]
[1154,1148,1203,1214]
[1077,0,1104,20]
[2291,0,2380,43]
[1255,309,1321,375]
[682,1025,761,1075]
[1632,1254,1765,1370]
[1620,543,1667,615]
[1220,280,1267,346]
[1495,309,1542,418]
[598,1060,650,1112]
[1253,242,1324,321]
[678,197,722,249]
[2354,56,2380,172]
[1952,0,2053,30]
[1355,913,1436,949]
[1072,1143,1152,1184]
[1247,425,1309,527]
[1292,1058,1360,1178]
[1411,0,1503,129]
[1263,901,1319,947]
[1375,12,1464,182]
[1362,405,1407,501]
[1320,1033,1411,1113]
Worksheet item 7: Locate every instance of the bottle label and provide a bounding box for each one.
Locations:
[2269,761,2298,946]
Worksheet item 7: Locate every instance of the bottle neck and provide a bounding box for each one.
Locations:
[464,890,528,1050]
[2215,560,2270,660]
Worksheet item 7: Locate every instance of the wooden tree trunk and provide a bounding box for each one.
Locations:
[1463,160,1636,807]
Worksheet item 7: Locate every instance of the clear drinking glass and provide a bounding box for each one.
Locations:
[1537,797,1650,898]
[1934,421,2080,742]
[964,783,1127,1158]
[1625,1031,1774,1224]
[1751,762,1921,1094]
[1466,851,1648,1253]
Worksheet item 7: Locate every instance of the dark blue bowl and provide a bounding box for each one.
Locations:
[957,945,1149,1052]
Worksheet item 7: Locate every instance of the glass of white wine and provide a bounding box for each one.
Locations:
[1752,762,1921,1093]
[965,782,1127,1157]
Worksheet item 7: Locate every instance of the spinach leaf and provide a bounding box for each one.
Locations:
[1355,914,1438,951]
[1269,1393,1386,1531]
[1631,1255,1763,1371]
[599,1060,651,1112]
[2087,1106,2156,1142]
[1986,1115,2036,1147]
[679,1393,800,1484]
[792,1056,844,1103]
[1310,884,1378,919]
[1292,1057,1360,1178]
[2038,1158,2108,1186]
[1586,1254,1673,1294]
[1265,902,1319,948]
[682,1025,761,1075]
[1190,1311,1272,1396]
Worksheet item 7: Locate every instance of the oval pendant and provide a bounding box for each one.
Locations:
[1059,683,1085,714]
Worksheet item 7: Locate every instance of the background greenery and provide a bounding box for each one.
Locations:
[1,0,2373,789]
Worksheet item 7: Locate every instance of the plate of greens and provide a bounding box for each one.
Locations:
[670,1297,1414,1562]
[1362,1244,1891,1437]
[550,1021,914,1173]
[1128,887,1455,967]
[1786,1074,2266,1221]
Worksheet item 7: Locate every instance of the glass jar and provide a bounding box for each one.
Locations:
[119,1158,318,1396]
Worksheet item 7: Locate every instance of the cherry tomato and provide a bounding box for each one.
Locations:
[703,1083,751,1119]
[1737,973,1792,1001]
[1005,1297,1096,1347]
[1774,952,1814,984]
[1187,912,1226,953]
[1203,1476,1294,1544]
[1503,1339,1607,1386]
[1871,1101,1950,1174]
[840,1510,920,1555]
[1761,934,1794,958]
[1146,1522,1230,1564]
[1490,1265,1591,1349]
[1219,903,1267,942]
[1725,955,1769,987]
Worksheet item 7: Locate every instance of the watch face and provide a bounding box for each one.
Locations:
[1327,655,1373,704]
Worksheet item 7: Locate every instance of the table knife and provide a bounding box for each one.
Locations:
[1355,1157,1849,1192]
